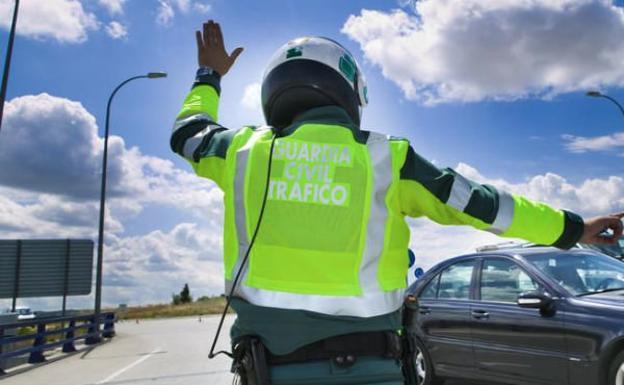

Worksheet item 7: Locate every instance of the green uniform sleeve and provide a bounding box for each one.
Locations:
[170,72,239,190]
[398,145,584,249]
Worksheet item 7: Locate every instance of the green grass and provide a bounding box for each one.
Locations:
[112,296,234,320]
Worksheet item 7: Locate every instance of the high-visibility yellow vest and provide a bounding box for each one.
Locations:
[215,123,410,316]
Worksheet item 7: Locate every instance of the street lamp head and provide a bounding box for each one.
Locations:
[147,72,168,79]
[584,90,624,117]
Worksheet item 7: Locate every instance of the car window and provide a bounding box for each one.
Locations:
[420,274,439,299]
[480,258,538,303]
[438,261,475,300]
[527,251,624,296]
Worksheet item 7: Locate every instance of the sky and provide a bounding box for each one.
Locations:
[0,0,623,310]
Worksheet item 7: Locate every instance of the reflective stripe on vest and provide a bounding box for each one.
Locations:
[226,129,405,317]
[230,127,270,283]
[486,190,515,235]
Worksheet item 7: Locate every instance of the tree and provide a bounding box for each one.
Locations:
[180,283,192,304]
[171,284,193,305]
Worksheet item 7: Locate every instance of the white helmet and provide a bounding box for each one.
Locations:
[261,36,368,129]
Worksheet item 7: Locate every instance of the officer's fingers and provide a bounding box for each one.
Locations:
[195,31,204,50]
[610,216,624,239]
[590,217,624,245]
[230,47,244,63]
[203,21,212,46]
[214,22,224,48]
[208,20,218,46]
[587,225,615,243]
[594,236,615,245]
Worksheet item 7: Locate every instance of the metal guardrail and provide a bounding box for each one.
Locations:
[0,312,115,375]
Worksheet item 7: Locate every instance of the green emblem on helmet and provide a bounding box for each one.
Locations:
[286,47,303,59]
[339,54,356,83]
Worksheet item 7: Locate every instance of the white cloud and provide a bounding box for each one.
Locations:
[0,189,124,239]
[193,2,211,13]
[105,21,127,39]
[408,218,501,270]
[0,93,126,199]
[173,0,191,12]
[0,0,99,43]
[102,222,225,305]
[456,162,624,216]
[342,1,624,104]
[156,0,211,26]
[241,82,261,111]
[156,0,175,26]
[1,93,107,198]
[98,0,127,15]
[563,132,624,154]
[0,93,223,214]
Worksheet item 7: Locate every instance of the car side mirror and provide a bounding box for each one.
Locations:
[517,291,553,310]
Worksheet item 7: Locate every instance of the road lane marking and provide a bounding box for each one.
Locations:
[96,346,163,384]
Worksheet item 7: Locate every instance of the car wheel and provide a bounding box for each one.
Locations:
[610,351,624,385]
[412,337,445,385]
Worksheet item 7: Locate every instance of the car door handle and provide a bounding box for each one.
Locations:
[471,310,489,320]
[418,306,431,315]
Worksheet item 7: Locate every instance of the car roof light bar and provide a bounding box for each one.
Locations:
[476,241,534,252]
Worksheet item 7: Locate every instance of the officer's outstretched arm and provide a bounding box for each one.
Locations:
[170,20,243,190]
[170,80,234,190]
[398,145,585,249]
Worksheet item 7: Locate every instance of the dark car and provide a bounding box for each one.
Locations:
[405,247,624,385]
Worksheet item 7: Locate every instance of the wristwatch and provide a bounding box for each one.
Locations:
[197,66,220,79]
[194,66,222,93]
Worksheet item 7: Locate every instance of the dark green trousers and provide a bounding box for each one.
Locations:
[269,356,404,385]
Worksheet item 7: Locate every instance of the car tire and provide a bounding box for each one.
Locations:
[609,351,624,385]
[411,336,445,385]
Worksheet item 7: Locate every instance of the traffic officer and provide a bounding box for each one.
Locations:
[170,20,624,385]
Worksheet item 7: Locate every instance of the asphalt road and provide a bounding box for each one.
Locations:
[2,315,487,385]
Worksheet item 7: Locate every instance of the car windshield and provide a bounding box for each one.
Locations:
[525,251,624,296]
[581,241,624,258]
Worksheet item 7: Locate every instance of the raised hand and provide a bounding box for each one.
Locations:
[580,213,624,245]
[195,20,243,76]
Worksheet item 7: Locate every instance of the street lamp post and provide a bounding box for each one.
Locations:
[586,91,624,118]
[0,0,20,135]
[91,72,167,343]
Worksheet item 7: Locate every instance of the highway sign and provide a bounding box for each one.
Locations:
[0,239,94,299]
